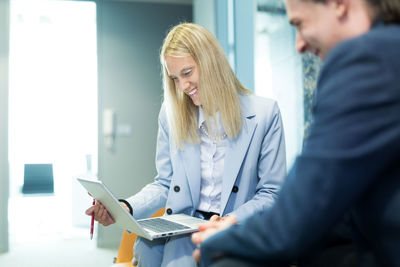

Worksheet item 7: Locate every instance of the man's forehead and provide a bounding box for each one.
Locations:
[284,0,302,23]
[285,0,302,15]
[285,0,315,21]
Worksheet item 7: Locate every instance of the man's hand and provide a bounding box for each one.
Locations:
[85,200,115,226]
[191,215,237,262]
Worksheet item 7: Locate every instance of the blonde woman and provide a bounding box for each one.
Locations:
[87,22,286,267]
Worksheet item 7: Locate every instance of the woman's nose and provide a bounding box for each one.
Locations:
[177,79,190,92]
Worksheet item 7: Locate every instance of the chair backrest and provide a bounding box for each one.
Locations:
[22,163,54,194]
[114,207,165,264]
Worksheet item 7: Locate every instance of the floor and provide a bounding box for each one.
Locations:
[0,195,119,267]
[0,235,118,267]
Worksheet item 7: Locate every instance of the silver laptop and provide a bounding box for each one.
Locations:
[77,177,206,240]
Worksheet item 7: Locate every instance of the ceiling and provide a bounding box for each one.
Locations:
[107,0,285,8]
[104,0,286,11]
[107,0,192,4]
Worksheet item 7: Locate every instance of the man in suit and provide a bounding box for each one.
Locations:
[192,0,400,266]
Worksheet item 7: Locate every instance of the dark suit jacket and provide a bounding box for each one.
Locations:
[200,22,400,267]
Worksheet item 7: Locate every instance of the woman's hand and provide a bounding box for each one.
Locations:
[85,200,115,226]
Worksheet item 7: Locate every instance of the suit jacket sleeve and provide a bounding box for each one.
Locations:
[200,35,399,265]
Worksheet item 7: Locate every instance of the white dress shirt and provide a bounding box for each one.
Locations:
[197,107,227,214]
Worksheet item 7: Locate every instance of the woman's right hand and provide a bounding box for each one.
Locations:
[85,200,115,226]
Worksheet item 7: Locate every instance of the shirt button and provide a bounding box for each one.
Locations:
[166,208,172,215]
[232,186,239,193]
[174,186,180,192]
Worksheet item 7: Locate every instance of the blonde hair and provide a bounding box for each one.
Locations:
[160,23,250,149]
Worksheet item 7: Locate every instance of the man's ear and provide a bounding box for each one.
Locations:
[331,0,349,18]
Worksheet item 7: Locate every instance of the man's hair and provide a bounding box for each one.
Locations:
[160,23,250,149]
[306,0,400,23]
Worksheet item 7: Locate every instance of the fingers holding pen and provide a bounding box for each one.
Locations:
[85,201,115,226]
[96,201,115,226]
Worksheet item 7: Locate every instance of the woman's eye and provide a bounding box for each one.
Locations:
[184,70,191,76]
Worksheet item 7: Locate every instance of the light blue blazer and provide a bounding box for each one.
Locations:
[127,93,286,223]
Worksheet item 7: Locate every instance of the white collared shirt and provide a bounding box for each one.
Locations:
[197,107,227,214]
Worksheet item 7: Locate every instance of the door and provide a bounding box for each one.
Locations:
[96,1,192,247]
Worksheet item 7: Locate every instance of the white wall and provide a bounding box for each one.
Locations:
[0,0,10,253]
[113,0,192,4]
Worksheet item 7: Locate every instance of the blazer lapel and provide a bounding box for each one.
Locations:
[180,142,201,209]
[220,95,257,215]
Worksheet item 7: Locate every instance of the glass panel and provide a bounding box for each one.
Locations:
[255,2,303,168]
[8,0,97,241]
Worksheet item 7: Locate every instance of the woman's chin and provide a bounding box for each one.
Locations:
[191,97,201,106]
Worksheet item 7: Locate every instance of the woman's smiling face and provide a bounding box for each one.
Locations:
[165,55,201,106]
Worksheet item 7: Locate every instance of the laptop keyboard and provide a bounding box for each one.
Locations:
[138,218,190,233]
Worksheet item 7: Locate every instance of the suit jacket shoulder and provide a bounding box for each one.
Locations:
[308,23,400,154]
[239,93,281,124]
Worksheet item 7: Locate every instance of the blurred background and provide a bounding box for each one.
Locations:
[0,0,321,266]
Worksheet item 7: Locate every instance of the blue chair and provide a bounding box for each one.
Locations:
[22,164,54,194]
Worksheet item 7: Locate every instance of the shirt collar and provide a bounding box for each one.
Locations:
[198,107,224,134]
[198,107,206,129]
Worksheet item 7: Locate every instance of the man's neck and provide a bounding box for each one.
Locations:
[342,0,373,42]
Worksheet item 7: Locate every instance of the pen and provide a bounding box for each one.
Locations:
[90,199,95,240]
